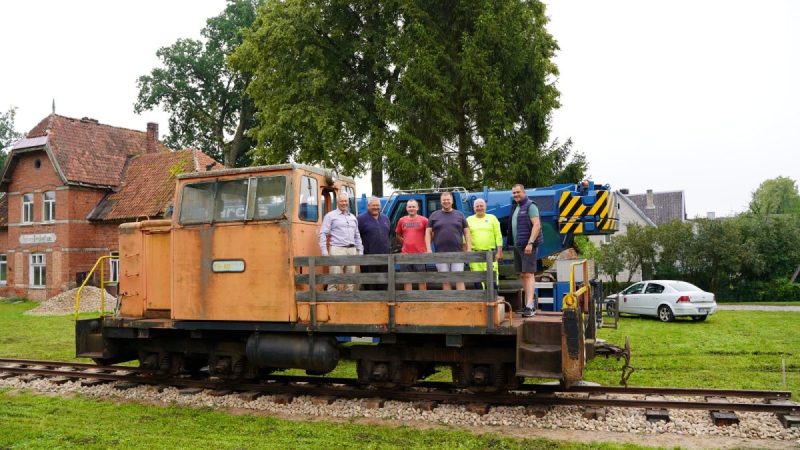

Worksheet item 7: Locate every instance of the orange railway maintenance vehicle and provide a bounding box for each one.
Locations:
[76,164,605,389]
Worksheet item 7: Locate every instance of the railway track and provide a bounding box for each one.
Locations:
[1,358,798,427]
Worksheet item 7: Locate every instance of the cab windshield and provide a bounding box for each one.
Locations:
[179,176,287,224]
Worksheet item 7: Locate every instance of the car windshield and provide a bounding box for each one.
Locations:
[623,283,644,295]
[667,281,702,292]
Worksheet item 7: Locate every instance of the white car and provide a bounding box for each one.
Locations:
[606,280,717,322]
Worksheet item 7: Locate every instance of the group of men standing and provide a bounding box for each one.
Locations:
[317,185,542,317]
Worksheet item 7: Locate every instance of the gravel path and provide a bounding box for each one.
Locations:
[1,375,798,449]
[717,304,800,311]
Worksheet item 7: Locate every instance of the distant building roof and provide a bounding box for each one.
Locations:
[11,114,171,188]
[616,192,657,227]
[626,190,686,225]
[89,149,220,221]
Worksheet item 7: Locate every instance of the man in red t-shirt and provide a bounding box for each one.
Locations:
[395,199,428,291]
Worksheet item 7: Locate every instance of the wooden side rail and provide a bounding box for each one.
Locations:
[293,251,500,331]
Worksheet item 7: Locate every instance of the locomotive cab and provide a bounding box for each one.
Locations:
[116,165,355,323]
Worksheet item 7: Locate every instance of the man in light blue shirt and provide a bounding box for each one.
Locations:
[319,193,363,291]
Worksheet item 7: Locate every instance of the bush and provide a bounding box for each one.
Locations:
[716,278,800,302]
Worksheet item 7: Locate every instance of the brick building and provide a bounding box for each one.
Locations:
[0,114,219,300]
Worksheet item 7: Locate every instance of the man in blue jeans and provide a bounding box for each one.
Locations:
[508,184,542,317]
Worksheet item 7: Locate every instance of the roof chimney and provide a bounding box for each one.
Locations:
[646,189,655,209]
[146,122,159,153]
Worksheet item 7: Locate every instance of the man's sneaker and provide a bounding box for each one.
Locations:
[521,307,535,317]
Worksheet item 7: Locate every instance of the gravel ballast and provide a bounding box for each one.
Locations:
[24,286,118,316]
[1,375,797,448]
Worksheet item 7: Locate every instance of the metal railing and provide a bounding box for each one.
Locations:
[562,259,591,312]
[74,256,113,320]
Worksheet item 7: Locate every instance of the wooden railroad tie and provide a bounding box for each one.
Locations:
[364,398,386,409]
[48,377,72,385]
[705,396,739,426]
[17,374,43,382]
[80,379,110,387]
[413,400,439,412]
[769,399,800,429]
[582,393,607,420]
[178,388,204,396]
[272,393,295,405]
[466,403,491,416]
[0,372,16,380]
[207,389,233,397]
[525,405,550,418]
[311,396,337,406]
[237,391,265,402]
[644,395,670,422]
[113,381,140,390]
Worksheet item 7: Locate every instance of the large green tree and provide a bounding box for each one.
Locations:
[0,107,23,169]
[385,0,583,190]
[232,0,397,194]
[234,0,585,195]
[135,0,259,167]
[749,176,800,216]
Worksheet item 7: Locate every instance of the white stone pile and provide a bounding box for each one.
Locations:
[0,375,797,447]
[24,286,118,316]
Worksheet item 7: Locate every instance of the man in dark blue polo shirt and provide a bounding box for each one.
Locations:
[357,196,391,290]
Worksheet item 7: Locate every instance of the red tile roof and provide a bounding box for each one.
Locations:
[25,114,171,187]
[89,149,220,221]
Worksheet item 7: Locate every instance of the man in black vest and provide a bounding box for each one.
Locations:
[508,184,542,317]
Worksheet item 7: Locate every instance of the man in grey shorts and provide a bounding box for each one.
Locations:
[508,184,542,317]
[425,191,471,290]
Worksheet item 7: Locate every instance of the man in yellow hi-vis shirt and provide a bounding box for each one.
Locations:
[466,199,503,286]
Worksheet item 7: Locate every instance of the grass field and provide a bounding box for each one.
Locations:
[1,299,798,448]
[0,391,640,450]
[587,311,800,399]
[1,299,798,397]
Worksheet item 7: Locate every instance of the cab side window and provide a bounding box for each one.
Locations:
[645,283,665,294]
[299,176,319,222]
[623,283,645,295]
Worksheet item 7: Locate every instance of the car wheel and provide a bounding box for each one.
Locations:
[658,305,674,322]
[606,301,617,317]
[691,315,708,322]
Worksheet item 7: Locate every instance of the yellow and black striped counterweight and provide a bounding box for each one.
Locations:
[558,190,618,234]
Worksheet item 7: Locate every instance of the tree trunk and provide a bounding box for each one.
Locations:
[370,153,383,197]
[224,97,254,168]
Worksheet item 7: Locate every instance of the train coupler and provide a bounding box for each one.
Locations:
[594,336,635,387]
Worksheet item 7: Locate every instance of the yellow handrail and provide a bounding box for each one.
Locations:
[74,255,113,320]
[564,259,591,310]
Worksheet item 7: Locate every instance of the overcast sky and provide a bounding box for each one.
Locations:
[2,1,798,218]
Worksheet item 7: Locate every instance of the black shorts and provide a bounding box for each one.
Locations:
[513,246,538,273]
[401,263,426,272]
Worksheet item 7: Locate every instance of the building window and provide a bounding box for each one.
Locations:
[43,191,56,222]
[30,253,46,288]
[109,252,119,283]
[22,193,34,223]
[0,254,6,285]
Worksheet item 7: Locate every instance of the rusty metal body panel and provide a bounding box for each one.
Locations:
[118,220,171,318]
[169,165,352,323]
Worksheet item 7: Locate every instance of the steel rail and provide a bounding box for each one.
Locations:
[1,362,797,415]
[0,358,150,373]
